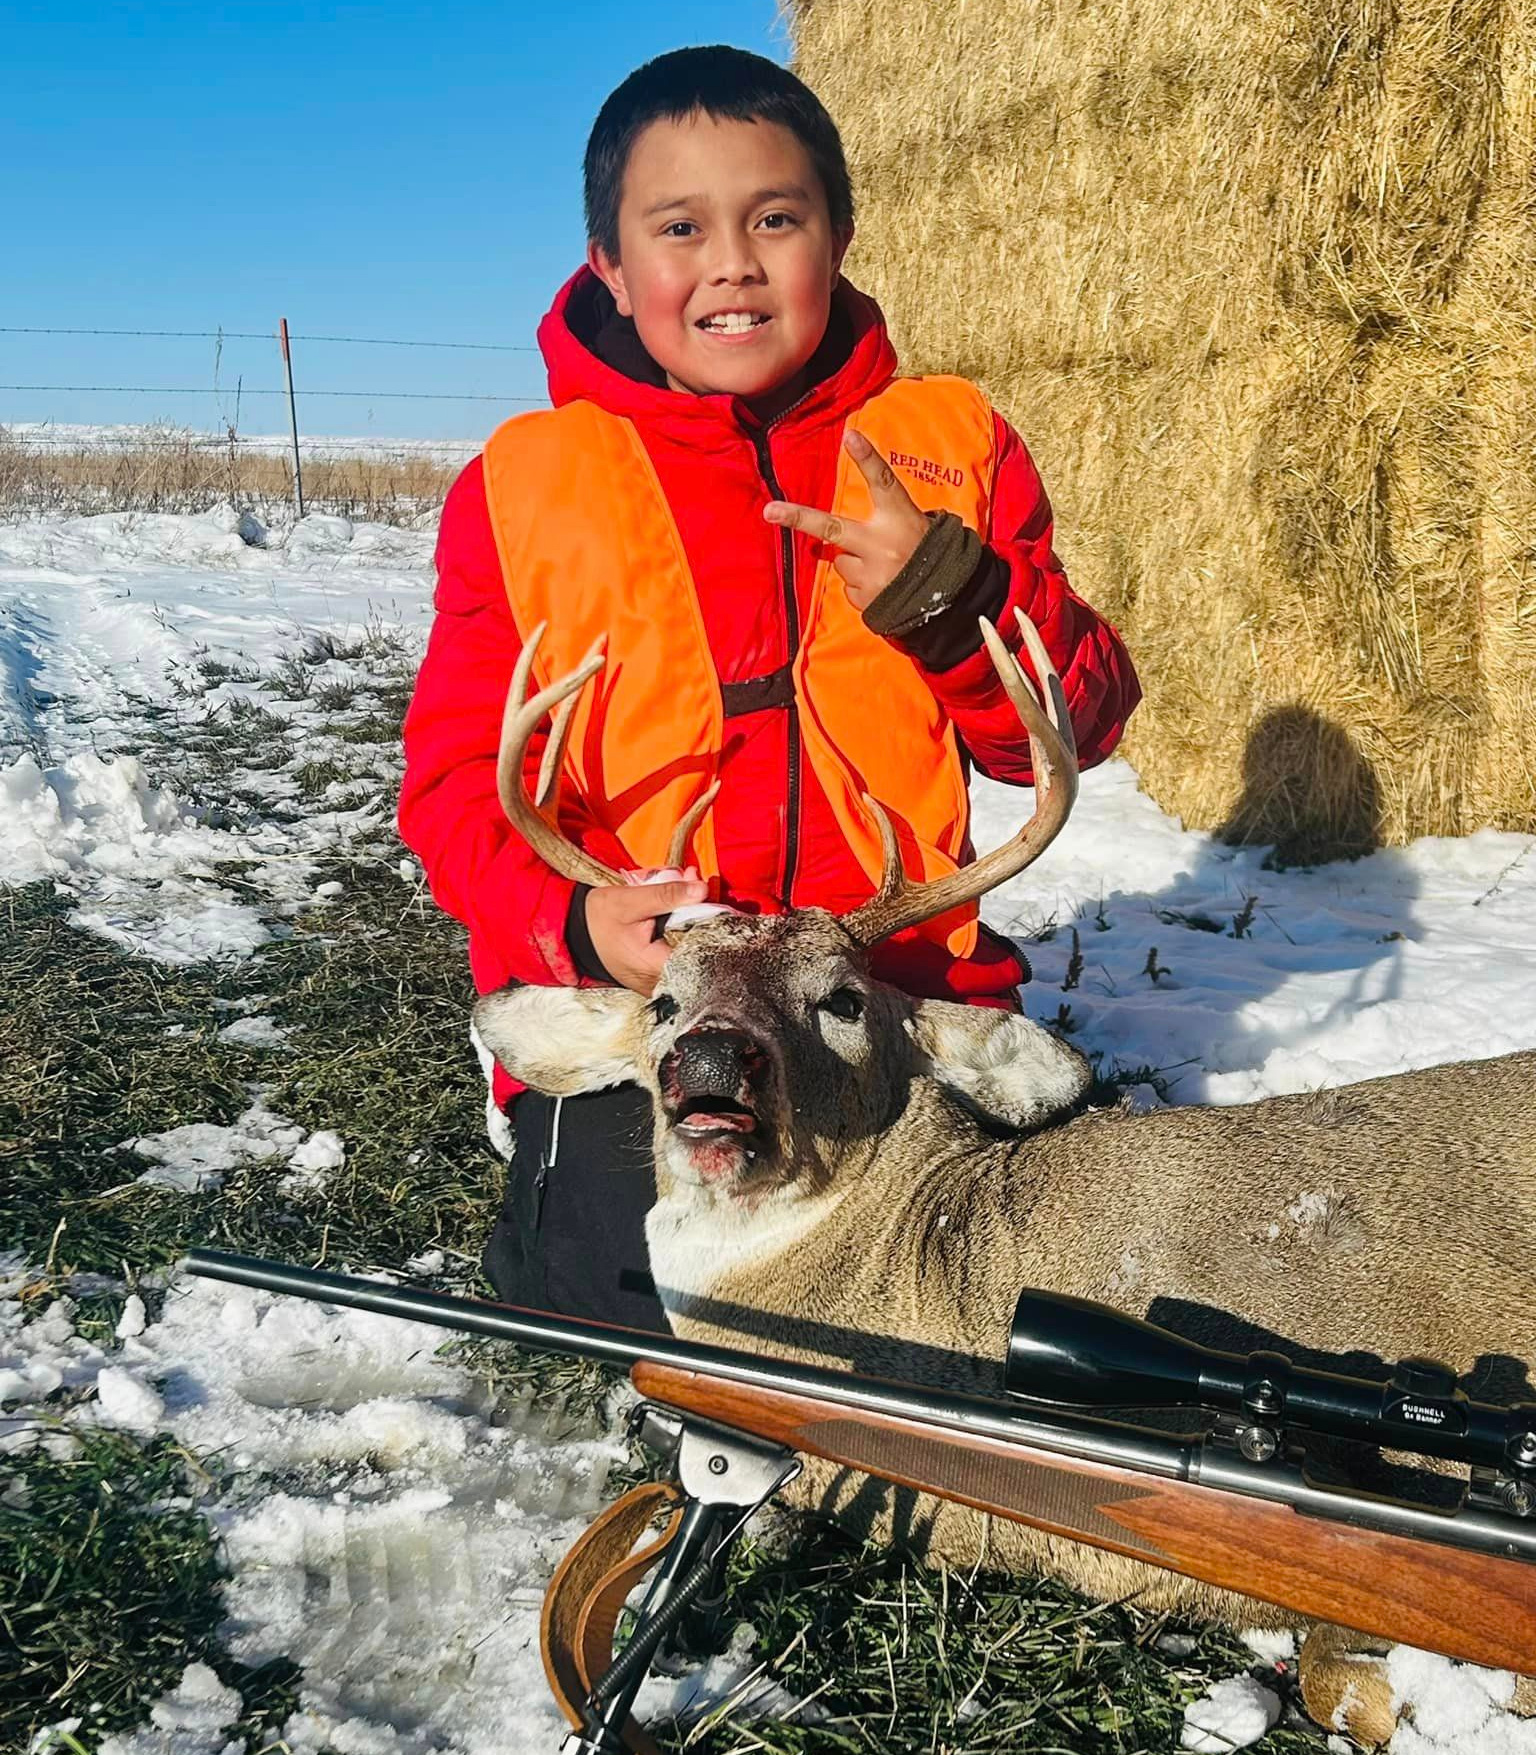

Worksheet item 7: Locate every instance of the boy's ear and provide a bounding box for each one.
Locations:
[908,998,1090,1131]
[832,223,854,284]
[586,239,632,318]
[472,985,648,1097]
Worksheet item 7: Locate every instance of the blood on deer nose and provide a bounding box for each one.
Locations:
[665,1029,765,1097]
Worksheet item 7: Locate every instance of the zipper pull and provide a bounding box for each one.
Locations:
[536,1094,564,1193]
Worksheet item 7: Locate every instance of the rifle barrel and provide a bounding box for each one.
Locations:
[184,1249,1187,1479]
[186,1252,1536,1568]
[185,1251,1536,1678]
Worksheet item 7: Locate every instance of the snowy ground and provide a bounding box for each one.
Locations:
[0,504,432,960]
[3,504,1535,1754]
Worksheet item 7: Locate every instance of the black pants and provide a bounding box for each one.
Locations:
[482,1082,669,1332]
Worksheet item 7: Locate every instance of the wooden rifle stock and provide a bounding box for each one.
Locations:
[633,1360,1536,1675]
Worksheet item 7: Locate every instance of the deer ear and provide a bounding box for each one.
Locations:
[909,999,1090,1130]
[472,986,648,1097]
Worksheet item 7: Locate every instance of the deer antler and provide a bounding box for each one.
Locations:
[496,622,720,886]
[841,609,1079,948]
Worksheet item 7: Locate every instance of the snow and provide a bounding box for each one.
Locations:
[0,502,432,964]
[97,1663,243,1755]
[1385,1647,1536,1753]
[1241,1629,1297,1664]
[974,765,1536,1108]
[2,1275,113,1441]
[279,1128,346,1198]
[1181,1675,1282,1749]
[216,1015,292,1048]
[635,1620,811,1731]
[30,1721,86,1755]
[94,1366,166,1434]
[5,505,1536,1752]
[11,1269,626,1754]
[115,1294,148,1340]
[121,1099,312,1195]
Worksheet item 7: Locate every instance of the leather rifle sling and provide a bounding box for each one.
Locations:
[540,1480,686,1755]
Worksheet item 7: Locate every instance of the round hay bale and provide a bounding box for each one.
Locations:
[792,0,1536,854]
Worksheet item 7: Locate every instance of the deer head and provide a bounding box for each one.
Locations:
[473,613,1091,1213]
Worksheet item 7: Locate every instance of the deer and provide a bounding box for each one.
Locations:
[472,615,1536,1745]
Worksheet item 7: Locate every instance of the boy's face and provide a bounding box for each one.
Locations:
[587,111,852,404]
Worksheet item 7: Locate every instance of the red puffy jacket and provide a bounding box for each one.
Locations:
[399,268,1140,1109]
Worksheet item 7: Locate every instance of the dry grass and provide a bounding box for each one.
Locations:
[792,0,1536,855]
[0,425,462,527]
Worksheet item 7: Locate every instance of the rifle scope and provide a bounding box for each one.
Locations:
[1006,1288,1536,1479]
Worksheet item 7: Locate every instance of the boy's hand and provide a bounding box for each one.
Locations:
[585,875,708,995]
[763,430,929,611]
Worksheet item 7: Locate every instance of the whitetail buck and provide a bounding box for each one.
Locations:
[475,616,1536,1743]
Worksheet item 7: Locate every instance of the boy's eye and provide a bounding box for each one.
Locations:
[817,987,864,1022]
[759,212,797,230]
[651,994,680,1024]
[662,221,697,238]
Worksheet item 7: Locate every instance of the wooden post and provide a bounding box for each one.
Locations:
[278,317,305,520]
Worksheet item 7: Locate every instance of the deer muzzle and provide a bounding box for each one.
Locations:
[659,1027,769,1145]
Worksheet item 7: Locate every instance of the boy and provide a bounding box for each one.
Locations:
[399,45,1139,1331]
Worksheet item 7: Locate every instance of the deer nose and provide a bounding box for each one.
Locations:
[664,1028,766,1097]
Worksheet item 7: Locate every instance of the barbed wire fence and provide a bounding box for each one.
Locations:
[0,320,550,522]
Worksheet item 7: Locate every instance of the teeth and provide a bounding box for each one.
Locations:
[701,313,766,333]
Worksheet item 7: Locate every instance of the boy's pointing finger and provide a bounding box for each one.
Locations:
[763,500,855,549]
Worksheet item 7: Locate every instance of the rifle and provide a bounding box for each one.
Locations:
[185,1249,1536,1753]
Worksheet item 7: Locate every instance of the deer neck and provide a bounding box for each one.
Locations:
[646,1090,1042,1329]
[647,1173,848,1321]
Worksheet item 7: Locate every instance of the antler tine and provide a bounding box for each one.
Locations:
[1007,608,1077,774]
[533,633,605,809]
[842,609,1079,948]
[496,623,625,889]
[861,794,905,908]
[667,779,721,869]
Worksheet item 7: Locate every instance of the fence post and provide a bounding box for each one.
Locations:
[278,317,305,520]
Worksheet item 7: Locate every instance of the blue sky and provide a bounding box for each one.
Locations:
[3,1,789,439]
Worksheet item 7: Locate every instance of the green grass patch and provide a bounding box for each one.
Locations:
[289,759,350,798]
[0,859,500,1278]
[0,1430,301,1755]
[1,648,497,1280]
[334,714,409,746]
[648,1517,1321,1753]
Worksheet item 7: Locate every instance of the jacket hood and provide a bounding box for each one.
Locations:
[537,265,899,438]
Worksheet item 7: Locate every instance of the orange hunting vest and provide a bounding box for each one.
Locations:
[480,376,998,956]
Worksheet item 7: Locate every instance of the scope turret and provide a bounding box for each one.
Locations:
[1006,1287,1536,1483]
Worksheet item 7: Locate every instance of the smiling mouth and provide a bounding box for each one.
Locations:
[696,314,772,335]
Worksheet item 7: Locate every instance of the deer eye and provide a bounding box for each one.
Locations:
[650,994,679,1024]
[818,986,864,1022]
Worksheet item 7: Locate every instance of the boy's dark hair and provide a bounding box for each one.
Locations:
[584,45,854,260]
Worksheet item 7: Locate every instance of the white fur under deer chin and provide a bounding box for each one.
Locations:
[646,1176,838,1320]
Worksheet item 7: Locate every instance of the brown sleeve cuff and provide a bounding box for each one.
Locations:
[862,511,1009,672]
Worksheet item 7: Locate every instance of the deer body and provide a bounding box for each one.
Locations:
[653,1051,1536,1387]
[477,614,1536,1739]
[650,1045,1536,1618]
